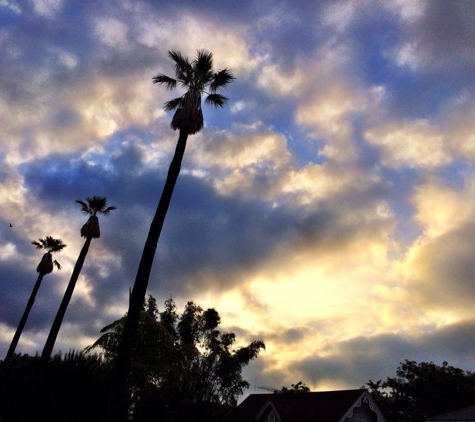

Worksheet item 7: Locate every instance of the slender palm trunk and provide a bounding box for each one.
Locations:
[5,273,45,361]
[40,237,92,363]
[107,129,188,422]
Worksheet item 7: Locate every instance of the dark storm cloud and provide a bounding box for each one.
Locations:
[250,1,325,70]
[22,158,120,212]
[15,123,394,328]
[126,176,297,293]
[1,262,37,327]
[407,222,475,311]
[285,320,475,388]
[0,6,94,91]
[380,1,475,119]
[2,135,320,353]
[418,1,475,69]
[0,215,69,334]
[263,326,308,346]
[19,143,300,296]
[0,252,66,330]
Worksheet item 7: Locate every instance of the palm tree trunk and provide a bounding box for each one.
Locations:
[107,129,189,422]
[5,273,45,361]
[40,237,92,363]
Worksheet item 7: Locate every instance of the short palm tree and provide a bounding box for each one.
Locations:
[40,196,116,363]
[108,49,235,421]
[5,236,66,361]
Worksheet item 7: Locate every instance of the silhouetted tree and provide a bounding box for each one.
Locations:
[0,351,110,421]
[274,381,310,393]
[366,360,475,422]
[109,50,235,421]
[93,296,263,421]
[5,236,66,361]
[41,196,116,363]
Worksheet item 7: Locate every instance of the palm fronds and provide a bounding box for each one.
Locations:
[32,236,66,254]
[169,50,193,87]
[152,74,177,90]
[164,97,183,112]
[101,206,117,215]
[76,196,116,216]
[75,199,91,214]
[154,49,235,134]
[209,69,236,93]
[75,196,116,238]
[31,237,65,274]
[205,93,229,108]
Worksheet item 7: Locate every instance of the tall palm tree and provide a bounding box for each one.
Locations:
[108,50,235,421]
[40,196,116,363]
[5,236,66,361]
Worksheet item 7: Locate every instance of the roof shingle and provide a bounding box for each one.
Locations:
[227,389,370,422]
[428,405,475,422]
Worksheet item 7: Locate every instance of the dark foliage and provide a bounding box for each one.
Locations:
[89,296,264,422]
[274,381,310,393]
[0,352,110,422]
[366,360,475,422]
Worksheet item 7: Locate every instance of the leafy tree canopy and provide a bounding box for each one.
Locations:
[87,296,265,421]
[366,360,475,422]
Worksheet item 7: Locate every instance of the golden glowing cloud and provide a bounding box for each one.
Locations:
[398,178,475,321]
[257,63,306,97]
[136,13,257,74]
[365,119,451,168]
[280,162,371,205]
[192,203,417,372]
[412,182,473,237]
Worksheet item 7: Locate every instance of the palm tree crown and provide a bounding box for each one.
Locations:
[76,196,117,239]
[5,236,66,361]
[31,236,67,275]
[152,49,235,135]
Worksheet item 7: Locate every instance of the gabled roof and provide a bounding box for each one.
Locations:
[427,405,475,422]
[227,389,386,422]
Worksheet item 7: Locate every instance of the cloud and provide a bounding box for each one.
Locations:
[2,0,475,400]
[0,0,21,14]
[322,0,358,33]
[365,119,451,168]
[31,0,63,19]
[94,17,129,50]
[442,92,475,161]
[390,1,475,72]
[251,319,475,391]
[397,179,475,317]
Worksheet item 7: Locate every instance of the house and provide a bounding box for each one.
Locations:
[427,405,475,422]
[226,389,387,422]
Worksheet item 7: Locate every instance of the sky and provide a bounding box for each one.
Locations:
[1,0,475,396]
